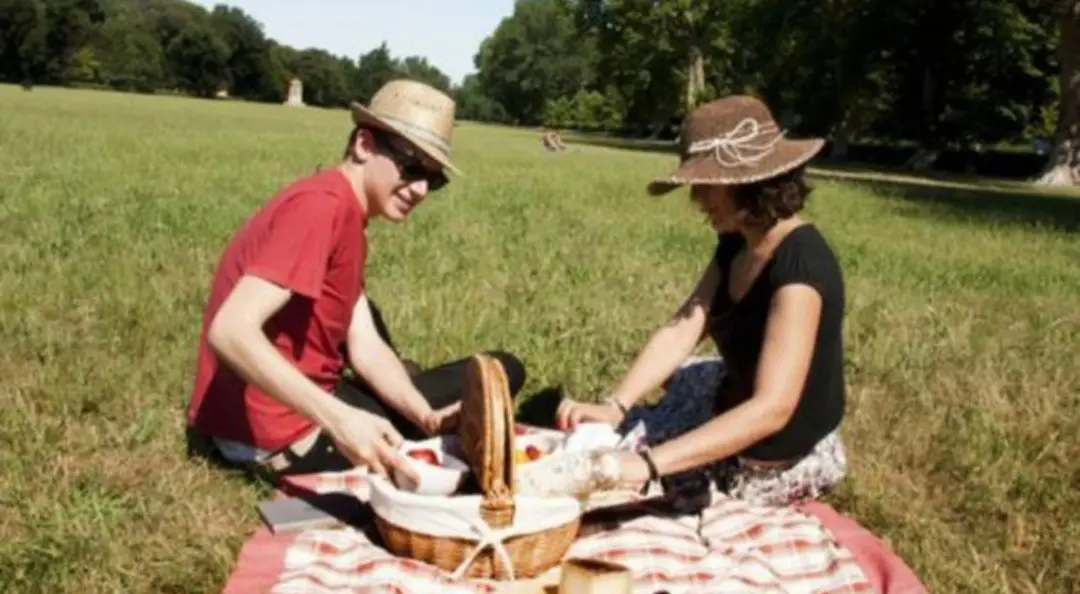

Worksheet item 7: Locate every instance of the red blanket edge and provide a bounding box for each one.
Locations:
[220,499,928,594]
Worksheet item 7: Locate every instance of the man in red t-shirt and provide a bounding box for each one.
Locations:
[186,80,527,479]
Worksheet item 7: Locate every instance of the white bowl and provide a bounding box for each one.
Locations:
[394,436,470,496]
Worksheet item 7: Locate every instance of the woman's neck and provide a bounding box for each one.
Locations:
[742,217,803,256]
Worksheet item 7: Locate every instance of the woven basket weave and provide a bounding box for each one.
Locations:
[373,353,582,580]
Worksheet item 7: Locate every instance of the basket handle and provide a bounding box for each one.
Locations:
[479,353,517,528]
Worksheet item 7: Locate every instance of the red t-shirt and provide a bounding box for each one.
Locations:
[187,169,367,452]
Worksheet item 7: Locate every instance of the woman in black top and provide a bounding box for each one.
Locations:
[528,95,848,508]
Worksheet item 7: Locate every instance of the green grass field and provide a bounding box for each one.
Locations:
[1,85,1078,593]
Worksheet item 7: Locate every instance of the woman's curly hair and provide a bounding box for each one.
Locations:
[731,166,813,229]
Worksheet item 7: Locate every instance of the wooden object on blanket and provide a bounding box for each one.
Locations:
[558,558,632,594]
[373,353,582,580]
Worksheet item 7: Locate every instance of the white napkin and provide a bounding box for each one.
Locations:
[563,421,647,453]
[563,422,621,452]
[515,421,649,498]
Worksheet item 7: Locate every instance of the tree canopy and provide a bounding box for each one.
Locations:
[2,0,1077,183]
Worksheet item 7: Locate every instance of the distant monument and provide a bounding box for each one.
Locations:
[283,78,305,107]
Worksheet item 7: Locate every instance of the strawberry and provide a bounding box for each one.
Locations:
[406,448,439,465]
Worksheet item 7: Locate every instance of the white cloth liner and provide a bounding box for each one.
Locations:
[369,475,582,580]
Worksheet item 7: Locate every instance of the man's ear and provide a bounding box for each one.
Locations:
[343,127,377,163]
[350,128,380,163]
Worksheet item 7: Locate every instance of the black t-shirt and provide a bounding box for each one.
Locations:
[707,224,846,461]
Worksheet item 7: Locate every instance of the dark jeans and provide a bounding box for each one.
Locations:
[266,300,526,475]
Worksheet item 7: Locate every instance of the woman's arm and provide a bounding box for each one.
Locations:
[606,259,722,411]
[632,282,823,480]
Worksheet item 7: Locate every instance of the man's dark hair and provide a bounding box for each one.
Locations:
[342,125,402,160]
[731,166,813,229]
[342,125,364,159]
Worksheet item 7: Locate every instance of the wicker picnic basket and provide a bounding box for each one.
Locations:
[371,353,582,580]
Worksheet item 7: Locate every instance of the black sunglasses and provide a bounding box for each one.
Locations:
[376,132,449,192]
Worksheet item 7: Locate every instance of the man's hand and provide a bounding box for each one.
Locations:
[421,402,461,436]
[321,405,418,482]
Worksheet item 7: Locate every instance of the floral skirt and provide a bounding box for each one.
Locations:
[619,355,848,508]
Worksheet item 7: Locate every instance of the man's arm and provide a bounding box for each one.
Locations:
[344,294,439,434]
[207,275,352,430]
[207,276,415,477]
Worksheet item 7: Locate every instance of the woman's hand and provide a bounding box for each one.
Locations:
[555,398,624,431]
[516,448,656,498]
[516,448,623,497]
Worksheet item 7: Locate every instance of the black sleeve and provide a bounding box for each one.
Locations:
[767,236,830,298]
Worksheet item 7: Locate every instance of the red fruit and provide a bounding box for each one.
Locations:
[407,448,439,465]
[524,445,542,461]
[514,424,528,436]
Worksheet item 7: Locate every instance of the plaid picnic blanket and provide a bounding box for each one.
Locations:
[224,462,926,594]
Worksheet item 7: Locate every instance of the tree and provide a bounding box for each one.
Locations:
[474,0,598,125]
[1037,1,1080,185]
[454,73,509,123]
[572,0,728,136]
[89,1,165,91]
[0,0,48,86]
[352,42,399,102]
[147,0,229,96]
[210,4,279,101]
[0,0,105,86]
[398,56,452,93]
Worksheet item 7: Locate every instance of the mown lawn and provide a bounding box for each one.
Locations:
[0,85,1077,593]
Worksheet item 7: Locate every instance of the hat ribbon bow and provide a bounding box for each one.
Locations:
[687,118,784,167]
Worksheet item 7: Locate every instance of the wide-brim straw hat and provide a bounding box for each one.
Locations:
[647,95,824,196]
[350,79,461,175]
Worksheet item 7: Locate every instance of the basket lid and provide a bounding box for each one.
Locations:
[458,354,516,520]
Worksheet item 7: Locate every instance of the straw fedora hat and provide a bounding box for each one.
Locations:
[647,95,824,196]
[350,79,461,175]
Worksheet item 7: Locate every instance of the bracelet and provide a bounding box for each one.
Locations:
[605,397,629,418]
[638,449,660,494]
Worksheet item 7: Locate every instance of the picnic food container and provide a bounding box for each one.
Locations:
[369,354,583,580]
[394,436,471,496]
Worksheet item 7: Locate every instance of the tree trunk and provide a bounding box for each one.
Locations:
[1037,1,1080,186]
[830,56,850,159]
[685,46,705,114]
[831,116,851,159]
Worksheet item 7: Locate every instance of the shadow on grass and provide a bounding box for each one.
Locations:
[812,166,1080,234]
[567,134,677,156]
[516,385,566,428]
[565,134,1080,234]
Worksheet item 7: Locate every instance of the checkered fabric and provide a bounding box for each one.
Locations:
[266,429,873,594]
